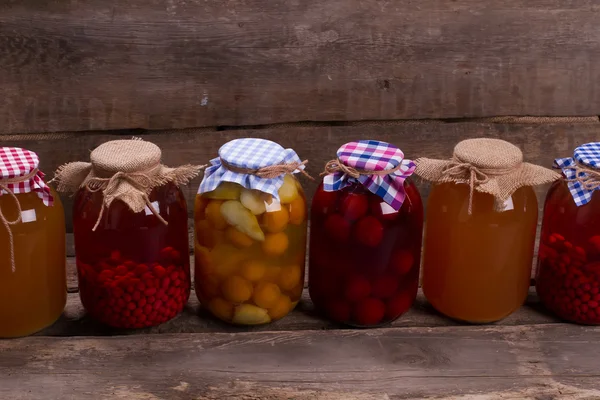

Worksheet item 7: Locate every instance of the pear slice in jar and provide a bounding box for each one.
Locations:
[232,304,271,325]
[205,182,242,200]
[278,174,299,204]
[240,189,267,215]
[220,200,265,241]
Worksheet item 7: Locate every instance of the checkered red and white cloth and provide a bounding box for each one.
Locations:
[0,147,53,206]
[323,140,416,210]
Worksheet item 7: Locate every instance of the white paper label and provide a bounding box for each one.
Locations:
[500,197,514,212]
[265,199,282,212]
[145,201,160,216]
[378,201,397,215]
[21,209,37,223]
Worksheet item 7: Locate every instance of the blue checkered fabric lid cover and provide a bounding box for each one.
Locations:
[555,142,600,206]
[199,138,305,199]
[323,140,416,210]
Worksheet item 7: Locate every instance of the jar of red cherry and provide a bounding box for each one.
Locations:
[536,143,600,324]
[309,140,423,327]
[54,139,201,328]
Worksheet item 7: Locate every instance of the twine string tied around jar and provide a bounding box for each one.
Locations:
[84,164,170,231]
[441,158,519,215]
[0,168,38,272]
[563,163,600,191]
[321,158,402,178]
[220,158,313,180]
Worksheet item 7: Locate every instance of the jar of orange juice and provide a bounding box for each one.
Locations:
[195,138,310,325]
[0,147,66,337]
[415,138,560,323]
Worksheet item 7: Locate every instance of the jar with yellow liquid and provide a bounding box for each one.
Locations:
[0,147,66,337]
[195,139,309,325]
[415,138,559,323]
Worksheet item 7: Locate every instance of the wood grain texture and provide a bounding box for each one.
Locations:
[4,325,600,399]
[37,288,558,336]
[1,122,598,232]
[2,1,600,133]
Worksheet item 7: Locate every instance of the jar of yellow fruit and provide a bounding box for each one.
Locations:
[195,138,310,325]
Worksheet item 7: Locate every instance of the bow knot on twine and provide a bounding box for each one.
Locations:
[440,158,519,215]
[416,138,561,216]
[220,158,314,180]
[83,167,169,231]
[322,158,402,178]
[53,139,202,232]
[563,164,600,191]
[0,169,38,272]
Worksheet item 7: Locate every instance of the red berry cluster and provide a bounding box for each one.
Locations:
[309,183,422,327]
[536,233,600,324]
[77,247,190,328]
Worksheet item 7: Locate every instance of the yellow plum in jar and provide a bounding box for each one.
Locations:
[263,208,289,233]
[278,265,302,291]
[268,295,293,320]
[232,304,271,325]
[262,232,289,256]
[240,260,267,282]
[253,282,282,309]
[221,275,253,303]
[208,298,234,322]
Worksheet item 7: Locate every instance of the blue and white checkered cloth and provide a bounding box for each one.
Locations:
[323,140,416,210]
[199,138,305,200]
[555,142,600,206]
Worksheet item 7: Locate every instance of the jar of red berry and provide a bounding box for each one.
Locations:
[536,143,600,324]
[309,140,423,327]
[54,139,201,328]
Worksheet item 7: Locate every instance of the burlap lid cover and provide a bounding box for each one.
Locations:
[415,138,560,212]
[53,139,201,227]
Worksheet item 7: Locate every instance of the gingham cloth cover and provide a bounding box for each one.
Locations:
[0,147,53,206]
[199,138,305,199]
[323,140,416,210]
[555,142,600,206]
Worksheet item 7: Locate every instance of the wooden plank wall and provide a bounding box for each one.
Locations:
[2,1,600,134]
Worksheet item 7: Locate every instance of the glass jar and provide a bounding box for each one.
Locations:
[417,138,559,323]
[73,183,190,328]
[309,181,422,326]
[195,139,308,325]
[308,140,422,327]
[536,144,600,324]
[422,183,538,323]
[56,139,200,328]
[0,148,66,338]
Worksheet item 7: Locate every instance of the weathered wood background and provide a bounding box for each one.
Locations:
[2,0,600,133]
[3,1,600,399]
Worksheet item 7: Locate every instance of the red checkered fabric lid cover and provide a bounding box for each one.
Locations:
[0,147,53,206]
